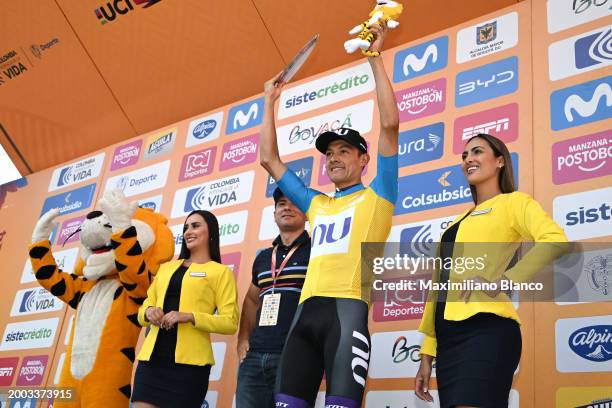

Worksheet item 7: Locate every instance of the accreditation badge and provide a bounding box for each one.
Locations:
[259,293,281,326]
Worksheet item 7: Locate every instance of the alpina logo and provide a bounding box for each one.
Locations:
[552,130,612,184]
[453,103,518,153]
[94,0,162,25]
[395,78,446,122]
[569,325,612,362]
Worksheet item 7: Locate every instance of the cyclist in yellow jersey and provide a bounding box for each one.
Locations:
[260,22,399,408]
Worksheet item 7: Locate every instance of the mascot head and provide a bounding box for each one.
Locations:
[74,207,174,280]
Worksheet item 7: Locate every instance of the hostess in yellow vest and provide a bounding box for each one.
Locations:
[137,259,239,366]
[419,192,567,357]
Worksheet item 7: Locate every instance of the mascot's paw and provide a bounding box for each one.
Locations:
[387,19,399,28]
[32,208,60,244]
[349,23,365,35]
[98,189,138,233]
[83,250,116,280]
[344,38,370,54]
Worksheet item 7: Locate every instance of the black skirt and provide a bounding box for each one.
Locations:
[435,312,521,408]
[131,357,211,408]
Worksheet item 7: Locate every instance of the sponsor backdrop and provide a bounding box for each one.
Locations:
[0,2,610,407]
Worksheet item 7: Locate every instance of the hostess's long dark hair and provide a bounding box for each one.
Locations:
[178,210,221,263]
[465,133,516,204]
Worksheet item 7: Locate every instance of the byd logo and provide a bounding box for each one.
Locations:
[94,0,162,25]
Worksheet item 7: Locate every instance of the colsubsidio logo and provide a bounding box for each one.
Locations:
[396,153,518,215]
[41,184,96,217]
[393,36,448,83]
[550,76,612,131]
[455,56,518,107]
[552,130,612,184]
[569,325,612,362]
[94,0,162,25]
[227,97,264,135]
[266,156,313,197]
[395,78,446,122]
[398,122,444,168]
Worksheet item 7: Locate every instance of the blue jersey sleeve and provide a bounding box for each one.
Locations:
[276,169,321,214]
[370,153,398,204]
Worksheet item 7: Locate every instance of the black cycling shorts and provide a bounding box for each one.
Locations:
[274,296,370,408]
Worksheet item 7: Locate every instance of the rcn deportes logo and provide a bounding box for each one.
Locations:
[227,97,264,135]
[455,56,518,107]
[393,36,448,83]
[551,76,612,131]
[94,0,162,25]
[569,325,612,362]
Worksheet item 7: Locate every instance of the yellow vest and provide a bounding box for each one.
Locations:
[419,192,567,357]
[137,259,239,366]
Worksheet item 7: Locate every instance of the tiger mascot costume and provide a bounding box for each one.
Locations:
[29,189,174,407]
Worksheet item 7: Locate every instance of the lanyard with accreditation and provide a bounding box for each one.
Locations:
[259,243,300,326]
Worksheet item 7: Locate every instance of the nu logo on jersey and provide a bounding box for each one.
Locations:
[455,56,518,107]
[569,325,612,362]
[393,36,448,83]
[310,208,355,259]
[398,123,444,168]
[551,76,612,130]
[351,330,370,387]
[226,97,264,135]
[392,336,420,363]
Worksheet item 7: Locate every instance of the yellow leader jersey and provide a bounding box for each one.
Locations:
[277,153,398,303]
